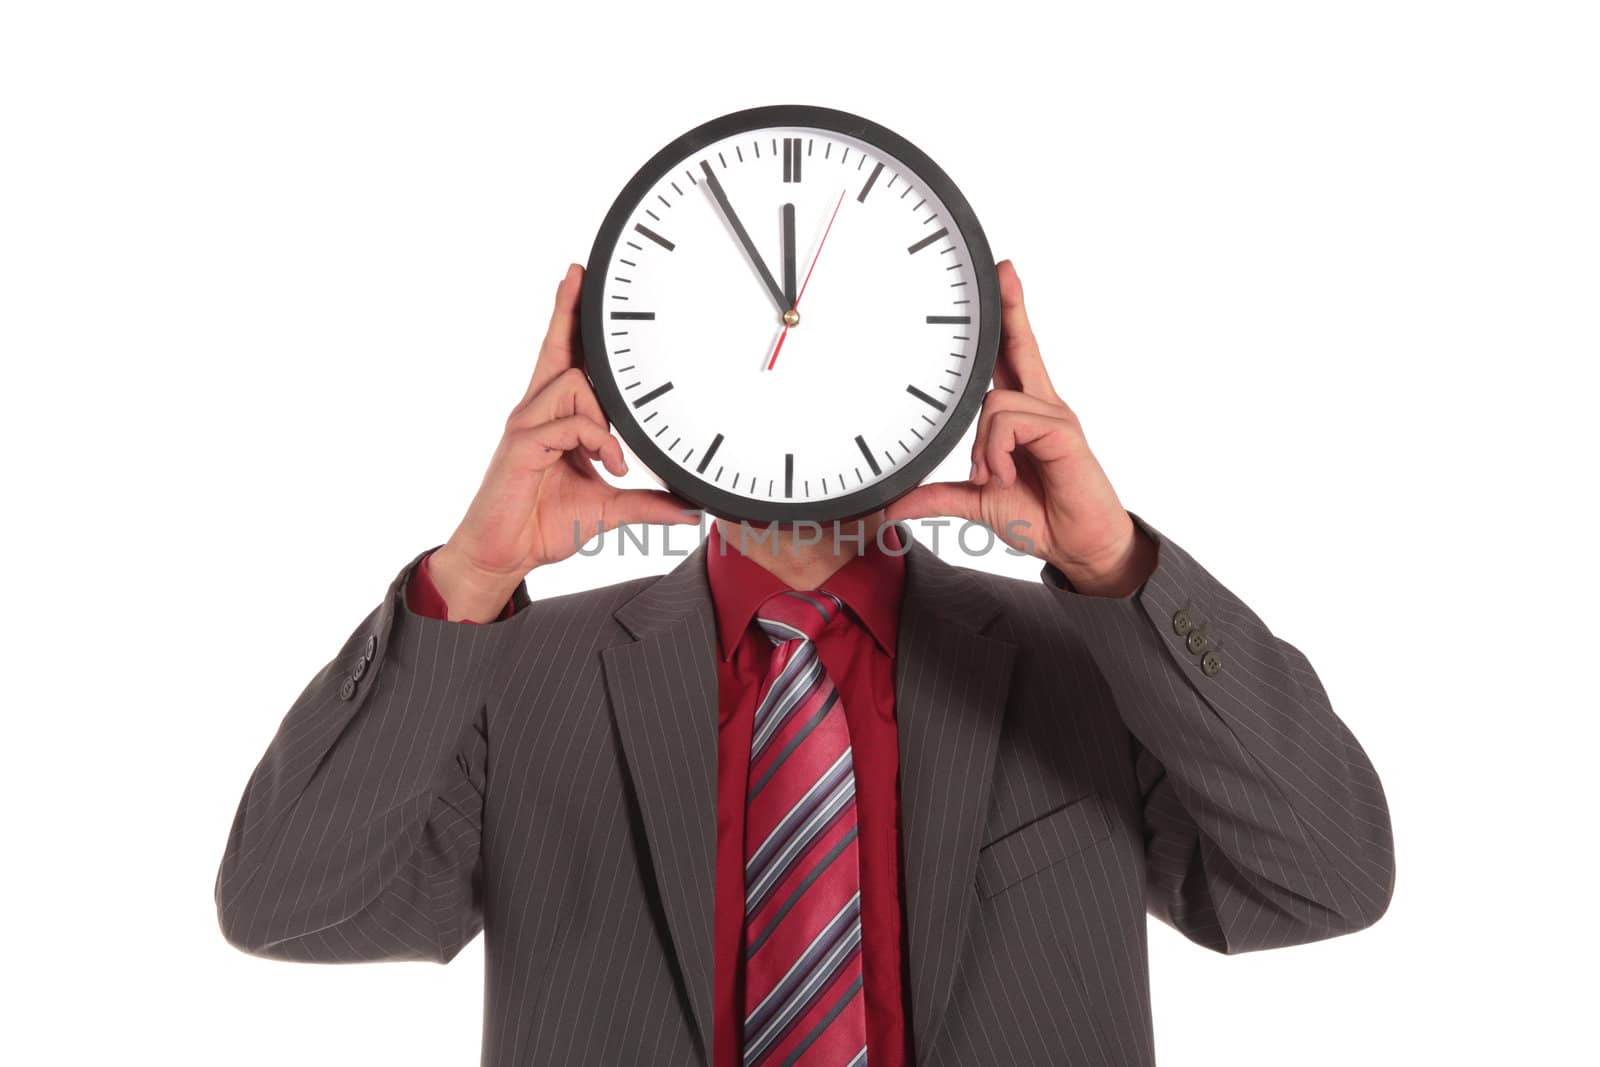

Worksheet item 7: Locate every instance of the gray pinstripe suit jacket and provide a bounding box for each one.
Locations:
[216,511,1394,1065]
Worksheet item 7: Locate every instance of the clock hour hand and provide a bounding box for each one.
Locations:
[782,203,797,309]
[699,160,788,316]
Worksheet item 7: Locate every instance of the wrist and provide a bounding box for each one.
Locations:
[428,542,525,623]
[1052,520,1157,599]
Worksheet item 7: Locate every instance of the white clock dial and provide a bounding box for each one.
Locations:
[584,109,997,523]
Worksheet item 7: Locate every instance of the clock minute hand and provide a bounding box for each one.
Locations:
[699,160,788,315]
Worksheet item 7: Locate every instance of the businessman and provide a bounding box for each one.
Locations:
[216,261,1394,1066]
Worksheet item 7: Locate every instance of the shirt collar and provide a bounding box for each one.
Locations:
[704,520,907,662]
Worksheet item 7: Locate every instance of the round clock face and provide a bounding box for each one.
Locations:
[581,105,999,523]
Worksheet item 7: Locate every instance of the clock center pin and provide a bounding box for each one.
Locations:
[783,308,801,327]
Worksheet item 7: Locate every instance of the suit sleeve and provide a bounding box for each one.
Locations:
[1042,512,1395,954]
[214,547,528,963]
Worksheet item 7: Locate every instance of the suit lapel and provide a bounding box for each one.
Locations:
[601,542,720,1065]
[894,529,1017,1064]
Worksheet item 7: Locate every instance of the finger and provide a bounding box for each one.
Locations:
[984,408,1079,487]
[885,480,984,524]
[520,263,585,405]
[604,488,702,528]
[509,415,627,477]
[511,365,608,429]
[995,260,1059,401]
[970,388,1066,484]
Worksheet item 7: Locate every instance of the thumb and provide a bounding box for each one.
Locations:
[886,481,984,523]
[604,488,703,529]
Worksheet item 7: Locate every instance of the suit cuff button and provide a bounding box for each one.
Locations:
[1172,608,1194,635]
[1186,629,1209,654]
[1201,651,1222,676]
[338,676,358,701]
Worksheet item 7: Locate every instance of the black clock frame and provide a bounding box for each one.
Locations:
[581,104,1000,524]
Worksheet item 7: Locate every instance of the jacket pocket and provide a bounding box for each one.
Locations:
[975,793,1115,900]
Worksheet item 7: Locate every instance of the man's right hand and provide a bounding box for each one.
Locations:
[427,264,698,622]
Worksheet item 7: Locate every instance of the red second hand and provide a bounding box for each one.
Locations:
[767,187,847,371]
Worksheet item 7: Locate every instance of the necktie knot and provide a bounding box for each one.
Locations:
[755,589,843,647]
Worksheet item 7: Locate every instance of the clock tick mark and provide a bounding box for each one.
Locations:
[926,315,970,325]
[784,454,794,498]
[634,223,675,251]
[610,311,656,320]
[855,435,882,477]
[696,433,724,475]
[633,381,674,408]
[858,162,884,203]
[908,228,949,255]
[907,385,948,412]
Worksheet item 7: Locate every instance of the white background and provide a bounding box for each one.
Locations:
[3,3,1595,1064]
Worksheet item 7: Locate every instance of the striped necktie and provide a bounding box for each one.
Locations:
[741,589,869,1067]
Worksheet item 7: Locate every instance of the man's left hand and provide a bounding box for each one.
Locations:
[886,259,1157,598]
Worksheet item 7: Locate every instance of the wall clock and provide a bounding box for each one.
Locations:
[581,104,999,524]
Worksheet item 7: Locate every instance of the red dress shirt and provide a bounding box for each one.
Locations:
[407,528,912,1067]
